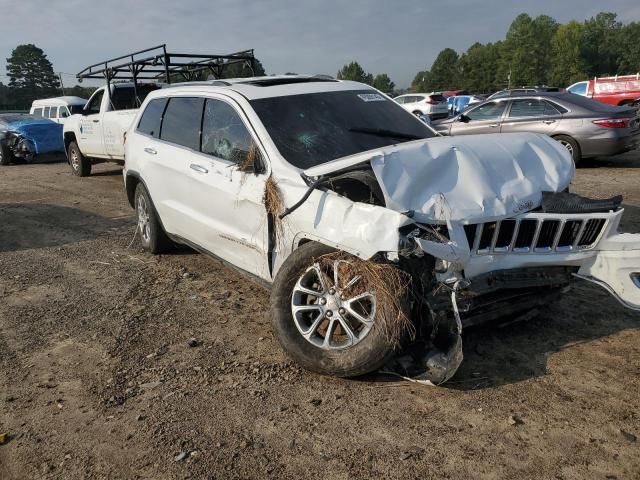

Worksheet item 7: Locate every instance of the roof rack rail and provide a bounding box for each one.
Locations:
[76,45,255,106]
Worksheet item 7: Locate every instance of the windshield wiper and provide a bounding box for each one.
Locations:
[348,127,424,141]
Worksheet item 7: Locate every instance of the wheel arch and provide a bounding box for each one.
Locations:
[125,169,142,208]
[63,132,77,159]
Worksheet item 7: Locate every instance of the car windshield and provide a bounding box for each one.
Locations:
[250,89,435,169]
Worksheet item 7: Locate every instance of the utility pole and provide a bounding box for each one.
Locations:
[58,72,65,96]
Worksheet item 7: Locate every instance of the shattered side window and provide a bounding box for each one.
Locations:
[250,90,434,169]
[201,99,256,165]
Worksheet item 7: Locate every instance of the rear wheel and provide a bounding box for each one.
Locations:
[68,141,91,176]
[553,135,581,166]
[270,242,404,377]
[134,183,172,254]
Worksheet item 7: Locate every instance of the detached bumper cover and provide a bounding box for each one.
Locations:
[575,233,640,310]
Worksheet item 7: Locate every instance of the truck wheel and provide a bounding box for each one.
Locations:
[0,145,13,165]
[68,141,92,176]
[270,242,403,377]
[553,135,581,166]
[134,183,172,254]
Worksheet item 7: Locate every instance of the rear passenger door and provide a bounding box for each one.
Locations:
[138,96,204,242]
[500,99,562,135]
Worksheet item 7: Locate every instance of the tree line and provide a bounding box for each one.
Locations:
[336,11,640,95]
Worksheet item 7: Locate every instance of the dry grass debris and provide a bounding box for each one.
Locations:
[318,252,414,348]
[263,175,284,247]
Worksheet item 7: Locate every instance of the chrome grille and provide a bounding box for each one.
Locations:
[467,216,608,255]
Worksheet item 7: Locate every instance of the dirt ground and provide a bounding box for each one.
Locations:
[1,153,639,480]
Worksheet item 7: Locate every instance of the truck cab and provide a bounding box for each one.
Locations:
[63,83,161,176]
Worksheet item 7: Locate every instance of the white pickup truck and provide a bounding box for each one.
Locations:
[63,82,160,176]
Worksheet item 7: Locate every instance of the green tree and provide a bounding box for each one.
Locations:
[581,12,622,76]
[372,73,395,93]
[549,21,587,86]
[65,85,97,99]
[6,44,60,106]
[429,48,460,90]
[496,14,557,87]
[458,42,501,92]
[410,70,433,92]
[220,58,266,78]
[617,22,640,72]
[336,61,373,85]
[530,15,559,84]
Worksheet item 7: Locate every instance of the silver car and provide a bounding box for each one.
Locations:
[432,93,640,164]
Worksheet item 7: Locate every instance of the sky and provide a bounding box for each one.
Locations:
[0,0,639,89]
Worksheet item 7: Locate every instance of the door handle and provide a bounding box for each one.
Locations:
[190,163,208,174]
[489,123,499,127]
[144,147,157,155]
[92,119,100,123]
[543,119,556,124]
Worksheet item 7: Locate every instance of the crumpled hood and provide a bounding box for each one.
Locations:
[307,132,574,223]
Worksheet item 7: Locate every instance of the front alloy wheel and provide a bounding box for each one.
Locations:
[270,242,401,377]
[292,260,376,350]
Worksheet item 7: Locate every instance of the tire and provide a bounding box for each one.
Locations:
[412,110,423,116]
[0,144,13,166]
[553,135,581,166]
[68,141,92,176]
[270,242,400,377]
[134,183,172,254]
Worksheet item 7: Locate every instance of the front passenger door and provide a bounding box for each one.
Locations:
[187,97,269,278]
[450,101,507,135]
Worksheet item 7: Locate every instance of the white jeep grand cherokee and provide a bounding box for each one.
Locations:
[123,76,640,382]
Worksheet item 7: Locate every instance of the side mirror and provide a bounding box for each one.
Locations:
[238,146,265,174]
[459,114,470,123]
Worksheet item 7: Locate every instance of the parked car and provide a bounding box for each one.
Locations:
[431,93,640,164]
[567,75,640,106]
[0,114,64,165]
[393,92,448,120]
[124,76,640,382]
[30,96,87,125]
[488,86,562,99]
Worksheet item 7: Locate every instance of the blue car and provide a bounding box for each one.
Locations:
[0,114,64,165]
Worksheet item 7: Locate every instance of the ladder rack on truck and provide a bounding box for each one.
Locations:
[76,44,256,107]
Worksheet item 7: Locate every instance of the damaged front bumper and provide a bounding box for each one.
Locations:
[415,208,640,311]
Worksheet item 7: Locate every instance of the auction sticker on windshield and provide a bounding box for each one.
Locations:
[357,93,386,102]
